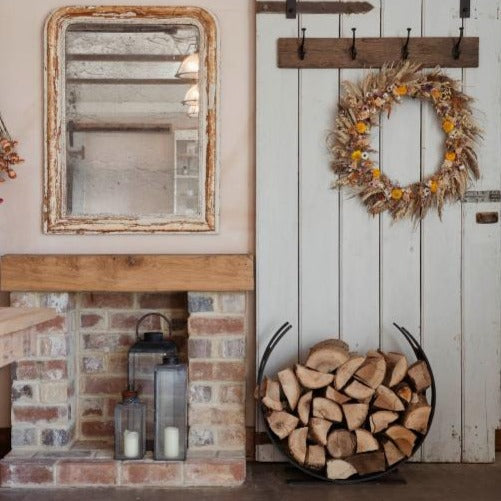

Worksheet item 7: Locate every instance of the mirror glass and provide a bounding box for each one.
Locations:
[64,23,202,218]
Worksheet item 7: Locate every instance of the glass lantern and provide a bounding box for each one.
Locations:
[128,312,177,449]
[114,388,146,460]
[154,355,188,461]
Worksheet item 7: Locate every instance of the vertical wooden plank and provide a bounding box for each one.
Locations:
[339,2,381,352]
[421,0,462,463]
[379,0,423,461]
[299,13,340,361]
[256,12,299,461]
[462,0,501,462]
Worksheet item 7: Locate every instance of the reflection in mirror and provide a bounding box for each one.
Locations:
[65,23,201,218]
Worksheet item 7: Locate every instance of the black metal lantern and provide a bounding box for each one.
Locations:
[114,388,146,460]
[128,313,177,448]
[153,354,188,460]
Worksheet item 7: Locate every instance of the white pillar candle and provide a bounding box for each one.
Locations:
[123,429,140,458]
[163,426,180,458]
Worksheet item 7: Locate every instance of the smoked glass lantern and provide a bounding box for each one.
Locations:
[154,354,188,461]
[128,313,177,448]
[114,388,146,460]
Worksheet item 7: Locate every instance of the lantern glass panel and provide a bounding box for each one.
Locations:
[154,361,187,460]
[114,399,146,460]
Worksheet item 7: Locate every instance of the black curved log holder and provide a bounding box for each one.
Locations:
[257,322,436,484]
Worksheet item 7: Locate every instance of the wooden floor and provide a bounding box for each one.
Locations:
[1,457,500,500]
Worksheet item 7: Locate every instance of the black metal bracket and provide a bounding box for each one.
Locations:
[401,27,411,60]
[460,0,470,18]
[286,0,296,18]
[298,27,306,60]
[350,28,357,60]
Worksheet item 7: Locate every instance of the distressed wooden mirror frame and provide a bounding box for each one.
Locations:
[44,6,218,234]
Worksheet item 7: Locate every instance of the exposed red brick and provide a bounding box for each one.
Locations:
[83,376,126,395]
[217,426,246,448]
[214,362,245,382]
[219,384,245,404]
[184,458,245,486]
[189,407,245,426]
[81,398,104,417]
[0,459,56,486]
[188,316,245,336]
[81,420,115,438]
[80,313,105,329]
[122,462,182,486]
[138,293,187,309]
[109,312,161,330]
[58,460,117,485]
[39,335,68,357]
[189,361,214,381]
[107,353,127,373]
[14,361,40,380]
[80,293,133,309]
[105,397,120,417]
[34,315,66,334]
[83,333,133,351]
[13,406,65,424]
[42,360,68,380]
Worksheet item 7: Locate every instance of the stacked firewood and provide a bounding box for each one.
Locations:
[257,339,432,480]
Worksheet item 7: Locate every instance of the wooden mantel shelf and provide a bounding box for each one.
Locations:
[0,307,58,337]
[0,254,254,292]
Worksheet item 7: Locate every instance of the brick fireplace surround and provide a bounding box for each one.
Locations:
[0,289,248,488]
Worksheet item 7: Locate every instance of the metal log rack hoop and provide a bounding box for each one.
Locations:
[257,322,436,484]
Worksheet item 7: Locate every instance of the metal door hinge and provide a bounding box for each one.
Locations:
[462,190,501,203]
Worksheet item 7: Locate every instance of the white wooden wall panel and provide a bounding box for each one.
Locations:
[421,0,463,462]
[299,13,341,361]
[256,0,501,463]
[339,3,381,353]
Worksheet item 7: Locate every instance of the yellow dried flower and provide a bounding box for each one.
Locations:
[431,88,442,100]
[355,122,368,134]
[445,151,456,162]
[429,180,438,193]
[396,85,408,96]
[391,188,403,200]
[372,168,381,179]
[442,120,455,133]
[351,150,362,160]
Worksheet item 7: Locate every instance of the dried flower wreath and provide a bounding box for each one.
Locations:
[330,62,481,220]
[0,113,23,204]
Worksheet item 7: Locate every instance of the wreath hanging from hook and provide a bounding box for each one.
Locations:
[330,61,481,221]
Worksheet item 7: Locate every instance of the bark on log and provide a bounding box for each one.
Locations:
[309,417,332,446]
[407,360,432,392]
[288,426,308,464]
[369,410,399,433]
[347,451,386,475]
[403,402,432,434]
[297,390,313,425]
[278,367,301,411]
[261,377,283,411]
[335,355,366,390]
[354,356,386,389]
[383,352,408,387]
[306,444,326,469]
[305,340,350,373]
[385,425,417,457]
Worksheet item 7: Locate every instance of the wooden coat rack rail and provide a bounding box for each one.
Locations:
[278,36,479,69]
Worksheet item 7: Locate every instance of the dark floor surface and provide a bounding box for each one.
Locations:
[0,456,500,501]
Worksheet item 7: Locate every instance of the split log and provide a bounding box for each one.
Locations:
[347,451,386,475]
[369,410,399,433]
[305,340,349,373]
[354,356,386,389]
[342,403,369,430]
[344,380,375,401]
[296,364,334,389]
[383,352,408,387]
[335,356,366,390]
[407,360,432,392]
[327,429,356,459]
[309,417,332,446]
[325,385,351,405]
[355,429,379,453]
[395,382,412,403]
[326,459,358,480]
[297,390,313,425]
[306,445,326,470]
[278,367,301,411]
[382,438,405,466]
[385,425,417,457]
[288,427,308,464]
[403,402,432,434]
[266,411,299,440]
[261,377,283,411]
[373,385,405,412]
[312,397,343,422]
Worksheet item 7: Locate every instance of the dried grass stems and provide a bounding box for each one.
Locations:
[330,62,481,221]
[0,113,23,203]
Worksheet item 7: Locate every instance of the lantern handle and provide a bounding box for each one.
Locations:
[135,312,172,341]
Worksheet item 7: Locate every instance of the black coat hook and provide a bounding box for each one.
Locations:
[298,27,306,60]
[350,28,357,60]
[402,27,411,60]
[453,8,466,59]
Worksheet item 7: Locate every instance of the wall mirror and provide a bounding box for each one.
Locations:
[44,7,218,233]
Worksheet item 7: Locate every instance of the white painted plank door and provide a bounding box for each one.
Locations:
[299,13,340,362]
[339,3,381,353]
[379,0,423,461]
[420,0,462,463]
[461,0,501,462]
[256,12,299,462]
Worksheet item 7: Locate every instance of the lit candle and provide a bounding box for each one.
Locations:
[123,429,139,458]
[164,426,179,458]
